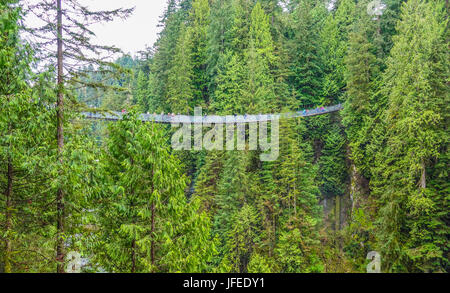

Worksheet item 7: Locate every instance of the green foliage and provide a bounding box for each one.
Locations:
[371,0,449,272]
[318,123,348,198]
[287,0,326,106]
[223,204,261,273]
[167,23,195,113]
[275,228,323,273]
[321,0,356,104]
[1,0,448,274]
[194,151,225,213]
[92,113,216,272]
[0,1,55,272]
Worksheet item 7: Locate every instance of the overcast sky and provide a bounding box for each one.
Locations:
[82,0,168,55]
[24,0,168,57]
[79,0,168,55]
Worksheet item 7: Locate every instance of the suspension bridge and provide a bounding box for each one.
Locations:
[82,104,343,124]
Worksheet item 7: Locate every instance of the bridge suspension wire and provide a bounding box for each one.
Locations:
[81,104,343,124]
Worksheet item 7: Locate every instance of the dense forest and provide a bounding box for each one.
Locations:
[0,0,448,273]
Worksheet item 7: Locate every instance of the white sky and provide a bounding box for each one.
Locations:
[82,0,168,55]
[24,0,168,57]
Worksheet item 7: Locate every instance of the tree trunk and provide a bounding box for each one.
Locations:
[149,167,156,270]
[420,160,426,189]
[150,202,155,268]
[335,195,341,231]
[4,159,13,273]
[294,182,297,216]
[131,239,136,273]
[56,0,65,273]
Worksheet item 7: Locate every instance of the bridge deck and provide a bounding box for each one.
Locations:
[82,104,342,124]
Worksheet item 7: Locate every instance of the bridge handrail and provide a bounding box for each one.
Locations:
[81,104,343,124]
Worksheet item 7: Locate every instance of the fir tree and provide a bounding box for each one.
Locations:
[167,23,195,113]
[93,113,216,272]
[23,0,133,272]
[373,0,449,272]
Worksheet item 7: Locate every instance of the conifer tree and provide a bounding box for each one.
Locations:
[93,113,216,272]
[166,0,211,112]
[23,0,133,272]
[267,118,323,272]
[0,1,36,272]
[167,23,195,113]
[0,1,66,272]
[193,151,225,213]
[224,204,261,273]
[2,0,448,274]
[134,70,149,112]
[321,0,356,104]
[287,0,326,106]
[190,0,211,106]
[214,151,252,238]
[206,0,235,100]
[275,227,323,272]
[372,0,448,272]
[243,2,277,112]
[152,0,192,112]
[342,0,383,178]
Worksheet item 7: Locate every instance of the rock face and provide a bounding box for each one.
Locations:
[320,161,369,233]
[320,193,352,232]
[348,164,370,211]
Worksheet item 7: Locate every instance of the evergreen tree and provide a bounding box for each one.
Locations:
[0,1,41,272]
[23,0,133,272]
[167,23,195,113]
[271,118,323,272]
[211,50,246,114]
[372,0,449,272]
[1,0,448,274]
[193,151,225,213]
[152,0,192,112]
[214,151,252,238]
[242,2,277,112]
[206,0,235,100]
[342,0,383,178]
[287,0,326,107]
[93,113,216,272]
[275,227,323,272]
[224,204,261,273]
[321,0,356,104]
[134,70,149,112]
[190,0,211,107]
